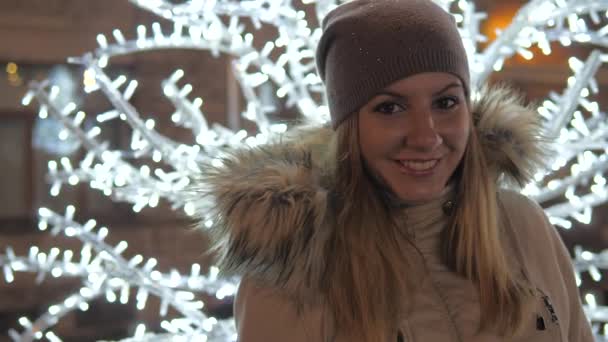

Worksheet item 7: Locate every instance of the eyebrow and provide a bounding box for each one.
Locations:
[374,82,462,100]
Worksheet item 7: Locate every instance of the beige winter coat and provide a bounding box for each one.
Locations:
[193,86,594,341]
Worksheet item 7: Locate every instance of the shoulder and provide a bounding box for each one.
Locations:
[497,188,543,218]
[496,189,554,240]
[495,189,567,280]
[496,188,572,293]
[495,191,593,340]
[234,276,329,342]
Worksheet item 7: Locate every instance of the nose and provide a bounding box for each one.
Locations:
[404,112,442,151]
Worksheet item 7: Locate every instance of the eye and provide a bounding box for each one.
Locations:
[435,96,459,110]
[374,101,404,115]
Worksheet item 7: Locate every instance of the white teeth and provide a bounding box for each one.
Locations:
[400,159,438,171]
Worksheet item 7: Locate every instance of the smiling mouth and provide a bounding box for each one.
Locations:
[395,159,440,173]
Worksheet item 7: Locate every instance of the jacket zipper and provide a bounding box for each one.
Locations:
[407,241,463,342]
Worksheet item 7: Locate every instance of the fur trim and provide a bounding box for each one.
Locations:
[188,85,550,296]
[473,85,551,187]
[189,125,335,301]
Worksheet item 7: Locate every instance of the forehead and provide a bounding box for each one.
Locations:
[382,72,463,95]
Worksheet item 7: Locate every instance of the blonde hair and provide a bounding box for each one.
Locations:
[324,113,414,341]
[326,112,534,340]
[443,123,535,336]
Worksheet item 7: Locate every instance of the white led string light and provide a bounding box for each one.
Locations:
[2,206,237,342]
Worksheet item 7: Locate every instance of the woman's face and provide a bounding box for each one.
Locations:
[358,72,470,203]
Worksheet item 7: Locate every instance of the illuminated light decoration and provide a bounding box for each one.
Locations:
[5,62,24,86]
[1,206,238,341]
[6,62,18,74]
[6,0,608,341]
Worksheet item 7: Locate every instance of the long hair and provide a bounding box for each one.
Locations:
[324,112,416,341]
[442,122,535,336]
[326,111,535,340]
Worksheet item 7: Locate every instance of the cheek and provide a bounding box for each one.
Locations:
[358,116,391,158]
[359,133,383,167]
[440,114,470,158]
[358,123,371,158]
[449,111,470,147]
[455,124,470,151]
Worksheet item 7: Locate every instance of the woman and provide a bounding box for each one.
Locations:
[193,0,594,341]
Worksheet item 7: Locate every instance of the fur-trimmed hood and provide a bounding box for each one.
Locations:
[189,85,550,300]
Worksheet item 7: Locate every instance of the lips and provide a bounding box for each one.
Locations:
[395,158,440,174]
[400,159,438,170]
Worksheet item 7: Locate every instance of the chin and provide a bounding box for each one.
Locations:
[397,192,433,203]
[395,185,444,203]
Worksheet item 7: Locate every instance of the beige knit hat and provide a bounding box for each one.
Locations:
[315,0,470,128]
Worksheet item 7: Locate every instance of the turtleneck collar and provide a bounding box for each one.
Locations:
[394,183,457,240]
[395,182,456,208]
